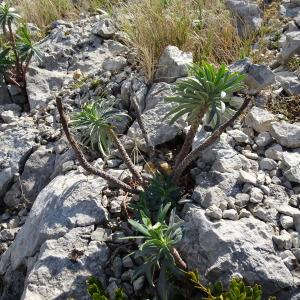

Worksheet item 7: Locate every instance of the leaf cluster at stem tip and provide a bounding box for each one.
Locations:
[124,202,185,300]
[0,1,43,83]
[166,62,246,130]
[71,98,130,157]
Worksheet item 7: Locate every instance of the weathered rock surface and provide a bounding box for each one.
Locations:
[21,226,109,300]
[0,171,108,299]
[229,59,275,94]
[181,205,294,295]
[155,45,193,83]
[276,71,300,96]
[127,82,186,147]
[2,6,300,300]
[270,122,300,148]
[0,171,107,271]
[226,0,263,38]
[281,151,300,183]
[92,18,116,38]
[26,16,128,110]
[0,118,38,198]
[245,106,276,133]
[4,146,56,208]
[281,31,300,64]
[245,64,275,95]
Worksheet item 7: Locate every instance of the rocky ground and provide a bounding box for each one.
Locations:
[1,0,300,299]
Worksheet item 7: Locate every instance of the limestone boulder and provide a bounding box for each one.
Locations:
[226,0,263,38]
[155,46,193,83]
[245,107,276,133]
[3,146,56,208]
[270,122,300,148]
[180,205,294,296]
[127,82,186,148]
[0,171,108,272]
[0,118,38,198]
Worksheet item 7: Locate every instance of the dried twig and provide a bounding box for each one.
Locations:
[109,128,145,186]
[130,80,155,157]
[171,247,187,270]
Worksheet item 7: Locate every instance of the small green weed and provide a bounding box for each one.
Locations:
[87,276,127,300]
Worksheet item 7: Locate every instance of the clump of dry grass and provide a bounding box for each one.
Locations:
[8,0,258,81]
[9,0,118,28]
[117,0,247,80]
[267,95,300,123]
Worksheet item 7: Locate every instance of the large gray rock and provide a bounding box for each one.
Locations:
[226,0,263,38]
[281,31,300,64]
[4,146,56,208]
[212,149,251,174]
[127,82,186,147]
[245,64,275,95]
[120,77,148,112]
[270,121,300,148]
[0,171,108,272]
[102,56,127,72]
[92,18,116,38]
[155,46,193,83]
[21,226,109,300]
[229,59,275,94]
[180,205,294,295]
[245,107,276,133]
[26,66,72,110]
[0,118,38,198]
[281,151,300,183]
[276,71,300,96]
[26,15,121,110]
[195,132,233,162]
[280,2,300,18]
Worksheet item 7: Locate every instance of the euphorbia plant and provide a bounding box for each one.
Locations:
[124,203,186,300]
[165,63,246,171]
[56,62,249,299]
[71,98,144,185]
[57,63,248,191]
[0,2,41,87]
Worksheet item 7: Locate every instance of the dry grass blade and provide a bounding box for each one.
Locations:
[117,0,247,80]
[8,0,120,28]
